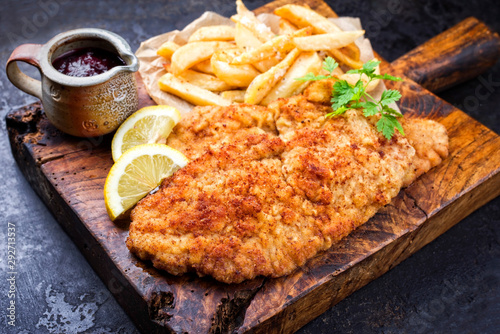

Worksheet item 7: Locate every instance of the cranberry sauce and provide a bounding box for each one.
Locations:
[52,47,126,77]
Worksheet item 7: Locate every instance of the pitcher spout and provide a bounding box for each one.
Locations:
[111,33,139,73]
[117,49,139,73]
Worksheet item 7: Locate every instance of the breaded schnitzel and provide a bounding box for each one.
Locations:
[166,103,278,160]
[127,94,449,283]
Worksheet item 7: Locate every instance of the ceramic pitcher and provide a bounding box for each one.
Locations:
[6,28,139,137]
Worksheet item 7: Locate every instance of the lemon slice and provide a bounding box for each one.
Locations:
[111,105,181,162]
[104,143,189,221]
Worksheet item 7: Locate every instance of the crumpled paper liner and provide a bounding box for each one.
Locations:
[135,11,391,115]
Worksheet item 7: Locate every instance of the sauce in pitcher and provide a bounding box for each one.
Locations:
[52,47,125,77]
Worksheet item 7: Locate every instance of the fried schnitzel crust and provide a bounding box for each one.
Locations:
[127,94,449,283]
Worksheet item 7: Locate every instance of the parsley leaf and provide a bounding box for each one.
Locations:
[327,105,349,117]
[295,73,331,81]
[359,101,379,117]
[380,89,402,106]
[296,57,339,82]
[323,56,339,73]
[351,80,365,101]
[296,56,405,140]
[331,80,354,110]
[377,113,404,140]
[374,73,403,81]
[377,114,398,140]
[383,106,403,118]
[346,59,380,76]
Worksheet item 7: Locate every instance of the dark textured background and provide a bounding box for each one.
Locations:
[1,0,499,333]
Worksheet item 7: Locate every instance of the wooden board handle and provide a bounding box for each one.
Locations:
[391,17,500,93]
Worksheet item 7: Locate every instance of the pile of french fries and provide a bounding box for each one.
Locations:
[157,0,368,107]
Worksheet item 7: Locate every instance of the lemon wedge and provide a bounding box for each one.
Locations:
[111,105,181,162]
[104,143,189,221]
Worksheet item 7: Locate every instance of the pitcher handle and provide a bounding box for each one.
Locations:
[6,44,43,100]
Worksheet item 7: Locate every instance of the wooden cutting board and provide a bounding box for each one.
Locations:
[6,0,500,333]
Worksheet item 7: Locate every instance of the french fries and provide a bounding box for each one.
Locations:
[274,4,342,34]
[231,0,274,42]
[244,48,301,105]
[188,25,236,43]
[171,67,235,92]
[192,59,215,74]
[293,30,364,51]
[221,90,246,103]
[158,73,231,106]
[260,51,322,106]
[234,22,262,51]
[157,41,180,59]
[327,48,364,69]
[279,18,298,35]
[170,41,234,75]
[231,27,312,65]
[211,48,261,87]
[274,4,362,68]
[253,57,281,73]
[157,0,369,107]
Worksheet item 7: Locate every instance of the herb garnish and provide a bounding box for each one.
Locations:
[297,57,404,140]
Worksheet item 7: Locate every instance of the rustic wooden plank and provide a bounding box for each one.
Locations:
[6,0,500,333]
[391,17,500,93]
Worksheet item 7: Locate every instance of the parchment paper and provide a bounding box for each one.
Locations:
[135,11,389,115]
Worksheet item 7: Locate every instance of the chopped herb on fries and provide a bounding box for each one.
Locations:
[297,57,404,140]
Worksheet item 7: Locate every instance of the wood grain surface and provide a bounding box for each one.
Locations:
[391,16,500,93]
[6,0,500,333]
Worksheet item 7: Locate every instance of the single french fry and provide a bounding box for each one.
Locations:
[157,41,180,60]
[170,41,234,75]
[176,68,235,92]
[261,51,322,106]
[279,18,298,35]
[235,0,250,15]
[211,48,260,87]
[192,59,214,75]
[221,90,246,103]
[231,27,312,65]
[244,48,301,105]
[231,13,275,42]
[158,73,231,106]
[232,35,289,64]
[234,22,262,51]
[188,25,236,43]
[328,48,364,69]
[274,4,342,34]
[231,0,274,42]
[253,56,281,72]
[293,30,365,51]
[342,43,361,62]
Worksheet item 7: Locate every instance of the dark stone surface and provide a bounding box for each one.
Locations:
[0,0,498,333]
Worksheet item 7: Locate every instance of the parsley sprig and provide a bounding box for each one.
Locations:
[297,57,404,140]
